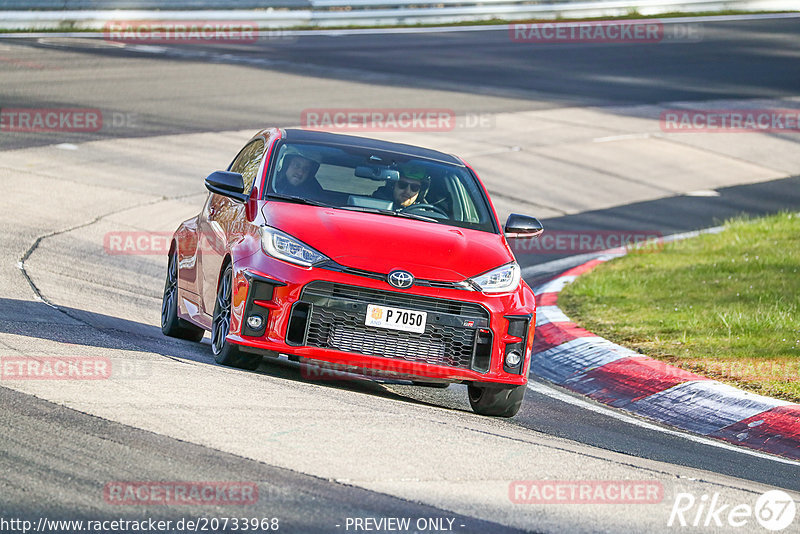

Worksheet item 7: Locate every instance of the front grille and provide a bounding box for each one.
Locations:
[303,281,488,317]
[290,281,491,372]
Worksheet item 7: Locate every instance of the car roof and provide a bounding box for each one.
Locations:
[282,129,463,166]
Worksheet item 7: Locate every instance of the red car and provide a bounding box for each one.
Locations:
[162,128,543,417]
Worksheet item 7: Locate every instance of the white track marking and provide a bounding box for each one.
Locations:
[593,133,652,143]
[685,189,721,196]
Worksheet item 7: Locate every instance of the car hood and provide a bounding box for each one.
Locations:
[262,202,513,281]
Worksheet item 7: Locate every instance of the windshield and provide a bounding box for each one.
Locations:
[266,141,498,233]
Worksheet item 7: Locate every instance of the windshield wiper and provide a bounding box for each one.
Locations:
[338,205,387,215]
[339,205,438,223]
[269,200,438,223]
[267,194,333,208]
[393,211,438,223]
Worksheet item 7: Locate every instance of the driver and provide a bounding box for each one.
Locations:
[393,175,423,209]
[373,164,430,211]
[274,153,324,197]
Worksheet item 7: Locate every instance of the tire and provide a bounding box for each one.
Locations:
[162,249,205,342]
[211,263,261,371]
[467,383,526,417]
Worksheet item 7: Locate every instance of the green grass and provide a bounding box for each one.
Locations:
[559,212,800,402]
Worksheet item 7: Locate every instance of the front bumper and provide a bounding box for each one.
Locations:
[227,257,536,385]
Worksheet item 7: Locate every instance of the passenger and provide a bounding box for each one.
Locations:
[274,153,324,197]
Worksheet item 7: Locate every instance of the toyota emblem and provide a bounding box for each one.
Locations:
[387,270,414,289]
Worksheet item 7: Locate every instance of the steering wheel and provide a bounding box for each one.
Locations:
[400,203,448,217]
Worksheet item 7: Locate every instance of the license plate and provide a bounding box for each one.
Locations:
[365,304,427,334]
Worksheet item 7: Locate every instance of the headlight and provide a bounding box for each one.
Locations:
[468,262,521,293]
[260,227,328,267]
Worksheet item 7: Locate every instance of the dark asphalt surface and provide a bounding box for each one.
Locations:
[0,386,528,534]
[175,18,800,104]
[2,17,799,149]
[1,17,800,532]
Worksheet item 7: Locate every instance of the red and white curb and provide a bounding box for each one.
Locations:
[530,248,800,462]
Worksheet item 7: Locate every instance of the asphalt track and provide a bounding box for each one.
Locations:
[159,17,800,104]
[1,17,800,533]
[0,386,523,534]
[2,16,799,149]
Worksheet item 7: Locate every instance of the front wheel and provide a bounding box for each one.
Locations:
[467,383,526,417]
[211,263,261,371]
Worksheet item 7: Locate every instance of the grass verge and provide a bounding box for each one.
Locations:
[559,212,800,402]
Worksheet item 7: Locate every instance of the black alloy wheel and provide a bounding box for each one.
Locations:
[162,249,205,342]
[211,263,262,371]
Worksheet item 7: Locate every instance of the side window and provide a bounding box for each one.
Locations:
[452,176,482,223]
[229,139,266,194]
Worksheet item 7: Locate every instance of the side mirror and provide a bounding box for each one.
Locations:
[504,214,544,239]
[205,171,248,203]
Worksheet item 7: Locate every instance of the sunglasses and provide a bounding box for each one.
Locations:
[395,180,421,193]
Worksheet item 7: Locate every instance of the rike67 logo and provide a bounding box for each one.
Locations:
[668,490,796,531]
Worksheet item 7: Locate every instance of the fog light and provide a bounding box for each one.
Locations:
[246,315,263,330]
[505,350,522,368]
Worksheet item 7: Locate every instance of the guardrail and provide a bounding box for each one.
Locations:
[0,1,305,7]
[0,0,798,29]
